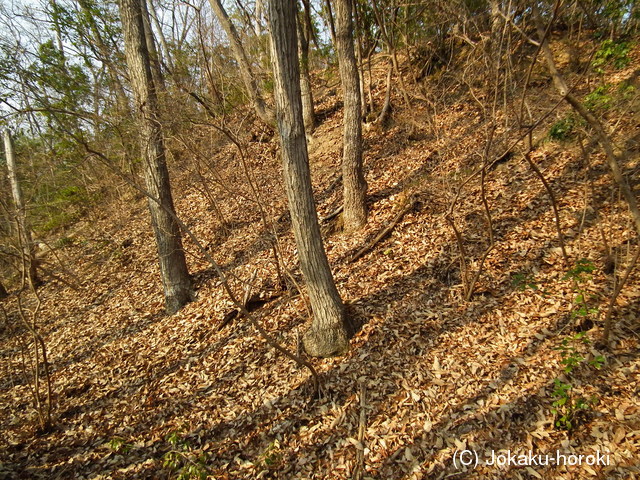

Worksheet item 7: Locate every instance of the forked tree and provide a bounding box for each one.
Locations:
[119,0,192,314]
[268,0,349,357]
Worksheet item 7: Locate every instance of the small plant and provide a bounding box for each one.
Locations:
[618,81,636,99]
[550,332,605,430]
[548,115,576,141]
[549,261,606,430]
[592,39,632,72]
[564,258,596,279]
[585,84,613,112]
[162,430,210,480]
[258,440,283,469]
[550,378,594,430]
[108,437,132,454]
[54,236,74,248]
[563,259,599,320]
[511,272,538,291]
[556,332,605,373]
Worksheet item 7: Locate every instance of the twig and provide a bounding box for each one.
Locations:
[522,152,569,264]
[464,244,496,302]
[602,246,640,345]
[446,214,470,295]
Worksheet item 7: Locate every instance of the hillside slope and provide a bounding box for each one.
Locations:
[1,39,639,480]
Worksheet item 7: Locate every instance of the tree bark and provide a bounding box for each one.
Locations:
[268,0,349,357]
[334,0,367,231]
[140,0,165,93]
[3,129,39,289]
[323,0,337,45]
[146,0,175,72]
[119,0,192,314]
[297,0,315,133]
[208,0,276,126]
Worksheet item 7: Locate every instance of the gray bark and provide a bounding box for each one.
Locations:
[119,0,192,314]
[209,0,276,126]
[334,0,367,231]
[146,0,175,72]
[140,0,165,93]
[297,1,315,133]
[268,0,348,357]
[3,129,39,288]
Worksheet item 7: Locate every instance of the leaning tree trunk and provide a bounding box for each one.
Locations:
[334,0,368,231]
[3,129,39,289]
[268,0,349,357]
[209,0,276,126]
[140,0,165,94]
[119,0,192,315]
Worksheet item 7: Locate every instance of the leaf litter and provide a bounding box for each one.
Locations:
[1,48,640,480]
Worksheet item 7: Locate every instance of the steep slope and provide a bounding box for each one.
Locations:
[1,38,639,480]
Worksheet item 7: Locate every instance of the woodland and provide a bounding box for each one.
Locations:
[0,0,639,478]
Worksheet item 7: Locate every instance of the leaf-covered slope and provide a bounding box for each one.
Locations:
[1,41,639,480]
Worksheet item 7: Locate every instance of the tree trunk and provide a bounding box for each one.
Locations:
[77,0,130,115]
[353,0,366,118]
[334,0,367,231]
[140,0,165,93]
[297,1,315,133]
[268,0,349,357]
[146,0,175,72]
[119,0,192,315]
[323,0,337,45]
[209,0,276,126]
[3,129,39,289]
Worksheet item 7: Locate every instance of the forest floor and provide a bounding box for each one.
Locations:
[1,36,640,480]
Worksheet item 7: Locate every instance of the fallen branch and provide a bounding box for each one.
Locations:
[350,195,417,262]
[352,379,367,480]
[321,205,343,223]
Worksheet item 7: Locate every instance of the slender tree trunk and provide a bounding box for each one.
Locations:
[353,0,366,117]
[297,1,315,133]
[119,0,192,314]
[376,61,393,124]
[323,0,337,45]
[268,0,349,357]
[334,0,367,231]
[140,0,165,93]
[208,0,276,126]
[77,0,130,115]
[146,0,175,72]
[3,129,39,289]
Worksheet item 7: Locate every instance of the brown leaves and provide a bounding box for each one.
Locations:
[2,50,640,480]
